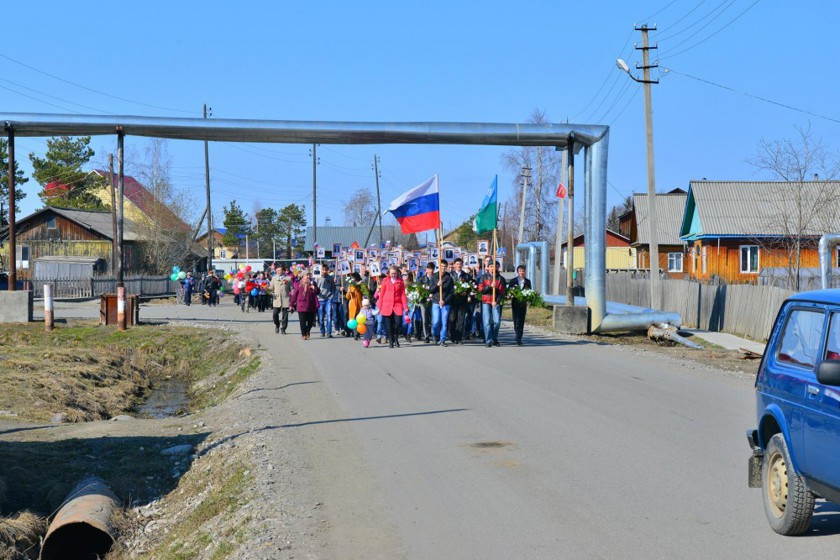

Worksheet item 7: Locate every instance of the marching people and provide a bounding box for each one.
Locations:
[345,272,365,340]
[417,263,435,343]
[430,259,455,347]
[315,266,336,337]
[378,265,409,348]
[509,265,532,346]
[269,266,293,334]
[181,272,196,306]
[478,260,506,348]
[359,298,376,348]
[290,271,320,340]
[204,270,220,307]
[448,258,471,344]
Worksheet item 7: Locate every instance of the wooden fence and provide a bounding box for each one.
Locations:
[606,272,793,342]
[28,275,178,299]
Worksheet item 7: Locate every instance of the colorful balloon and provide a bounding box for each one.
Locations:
[251,288,259,296]
[356,323,367,334]
[178,271,187,280]
[245,265,252,272]
[356,313,367,324]
[347,319,358,330]
[233,287,240,295]
[172,265,180,273]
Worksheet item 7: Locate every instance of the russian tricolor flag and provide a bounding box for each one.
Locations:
[386,175,441,234]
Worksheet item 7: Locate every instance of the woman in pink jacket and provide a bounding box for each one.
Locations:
[377,265,409,348]
[290,272,320,340]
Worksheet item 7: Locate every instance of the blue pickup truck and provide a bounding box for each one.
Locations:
[748,289,840,535]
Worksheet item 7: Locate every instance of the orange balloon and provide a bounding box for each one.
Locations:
[356,323,367,334]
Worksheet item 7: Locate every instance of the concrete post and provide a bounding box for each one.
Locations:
[117,286,126,331]
[44,283,54,332]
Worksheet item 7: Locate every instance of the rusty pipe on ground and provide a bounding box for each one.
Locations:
[40,477,120,560]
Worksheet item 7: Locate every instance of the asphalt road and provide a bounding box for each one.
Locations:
[48,300,840,559]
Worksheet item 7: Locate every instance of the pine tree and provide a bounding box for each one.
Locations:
[0,139,28,227]
[29,136,107,210]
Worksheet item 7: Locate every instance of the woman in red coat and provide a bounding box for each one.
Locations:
[290,272,320,340]
[378,265,409,348]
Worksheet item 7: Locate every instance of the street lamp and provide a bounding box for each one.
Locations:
[617,42,661,310]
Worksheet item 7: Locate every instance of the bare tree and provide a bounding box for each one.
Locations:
[501,109,562,244]
[132,139,200,273]
[748,125,840,289]
[343,188,377,226]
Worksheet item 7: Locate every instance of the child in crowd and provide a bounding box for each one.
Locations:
[360,298,376,348]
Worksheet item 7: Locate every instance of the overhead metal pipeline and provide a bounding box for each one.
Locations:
[819,233,840,289]
[1,113,607,147]
[515,242,549,293]
[0,112,676,332]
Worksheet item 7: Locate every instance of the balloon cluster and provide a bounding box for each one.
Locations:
[347,312,368,334]
[169,265,187,281]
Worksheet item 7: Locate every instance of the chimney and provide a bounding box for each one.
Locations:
[814,173,820,181]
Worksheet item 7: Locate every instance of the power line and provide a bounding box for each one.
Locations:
[663,67,840,125]
[0,52,195,115]
[660,0,762,60]
[656,0,735,43]
[571,29,636,121]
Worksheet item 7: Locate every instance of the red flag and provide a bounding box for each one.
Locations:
[556,183,567,199]
[350,241,360,249]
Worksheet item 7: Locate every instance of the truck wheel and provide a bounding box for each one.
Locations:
[762,433,815,535]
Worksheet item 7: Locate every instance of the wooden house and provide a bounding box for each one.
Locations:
[679,180,840,284]
[0,207,145,278]
[559,230,635,270]
[619,189,688,278]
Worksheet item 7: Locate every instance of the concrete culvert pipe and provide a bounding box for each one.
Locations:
[39,477,120,560]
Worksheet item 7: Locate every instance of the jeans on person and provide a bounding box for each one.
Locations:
[376,311,386,338]
[431,303,451,342]
[318,298,333,335]
[481,303,502,344]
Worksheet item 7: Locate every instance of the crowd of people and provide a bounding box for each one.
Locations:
[182,257,536,348]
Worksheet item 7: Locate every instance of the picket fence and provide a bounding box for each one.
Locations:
[605,272,794,342]
[28,275,178,299]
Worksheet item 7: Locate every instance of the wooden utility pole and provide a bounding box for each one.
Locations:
[109,154,117,274]
[312,143,318,247]
[6,126,15,291]
[374,155,383,244]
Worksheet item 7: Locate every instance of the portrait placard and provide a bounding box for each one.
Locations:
[443,248,455,261]
[429,247,440,260]
[352,263,362,274]
[369,261,381,276]
[332,243,342,255]
[338,260,351,275]
[355,249,366,262]
[316,247,325,259]
[477,240,489,256]
[407,257,419,272]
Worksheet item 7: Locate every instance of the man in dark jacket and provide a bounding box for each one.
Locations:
[430,259,454,346]
[508,265,532,346]
[417,263,436,343]
[448,258,472,344]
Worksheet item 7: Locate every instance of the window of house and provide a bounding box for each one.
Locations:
[668,252,683,272]
[46,215,56,229]
[702,246,707,274]
[219,249,227,258]
[740,245,759,273]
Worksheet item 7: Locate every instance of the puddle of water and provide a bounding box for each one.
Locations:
[137,377,190,418]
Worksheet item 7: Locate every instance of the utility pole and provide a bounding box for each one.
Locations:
[552,148,567,295]
[6,125,15,291]
[374,155,383,244]
[109,154,117,274]
[518,166,531,246]
[204,104,214,273]
[638,24,661,310]
[617,25,660,310]
[311,143,318,248]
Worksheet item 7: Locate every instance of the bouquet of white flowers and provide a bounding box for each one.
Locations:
[407,282,431,305]
[508,286,544,306]
[453,280,476,298]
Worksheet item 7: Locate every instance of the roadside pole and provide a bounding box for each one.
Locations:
[44,284,54,332]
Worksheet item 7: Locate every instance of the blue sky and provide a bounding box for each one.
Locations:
[4,0,839,238]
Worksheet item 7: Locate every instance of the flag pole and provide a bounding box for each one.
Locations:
[437,223,443,305]
[491,227,497,307]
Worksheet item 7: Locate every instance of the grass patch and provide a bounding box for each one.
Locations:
[0,321,258,422]
[113,460,253,560]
